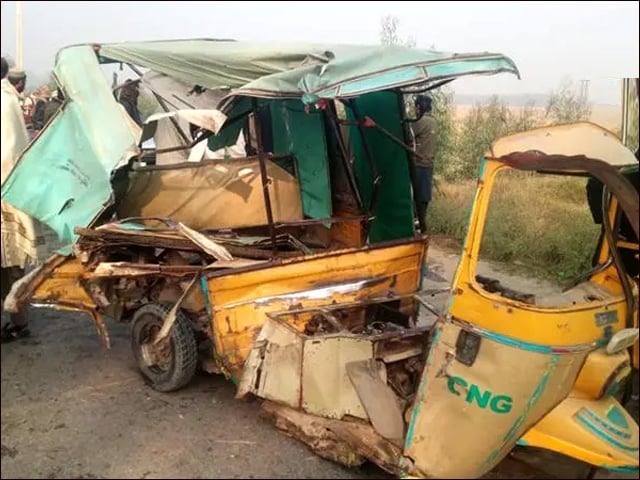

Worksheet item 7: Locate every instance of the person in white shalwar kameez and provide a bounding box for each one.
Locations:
[1,59,33,341]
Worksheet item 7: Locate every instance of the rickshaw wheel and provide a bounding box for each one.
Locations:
[130,303,198,392]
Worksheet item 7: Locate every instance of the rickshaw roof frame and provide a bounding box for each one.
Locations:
[488,122,638,169]
[90,38,521,109]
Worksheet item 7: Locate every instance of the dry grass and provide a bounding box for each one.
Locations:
[426,171,602,281]
[427,101,620,280]
[455,104,622,133]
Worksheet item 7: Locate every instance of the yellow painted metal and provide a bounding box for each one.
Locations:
[404,320,587,478]
[28,255,110,347]
[448,161,629,346]
[205,239,427,377]
[590,189,639,370]
[616,240,639,251]
[520,396,639,468]
[403,155,639,477]
[31,257,96,309]
[572,349,630,399]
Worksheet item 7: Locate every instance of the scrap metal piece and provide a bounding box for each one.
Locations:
[153,275,199,344]
[3,265,43,313]
[176,222,233,261]
[91,262,202,278]
[261,400,404,476]
[75,225,302,260]
[89,309,110,349]
[346,359,405,445]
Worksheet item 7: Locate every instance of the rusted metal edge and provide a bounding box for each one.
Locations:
[260,400,405,476]
[153,275,200,344]
[89,262,203,278]
[130,153,292,172]
[75,226,304,260]
[263,294,432,339]
[204,236,427,280]
[29,301,110,349]
[3,254,69,313]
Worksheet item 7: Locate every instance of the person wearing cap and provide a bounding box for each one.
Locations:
[1,57,31,342]
[411,95,438,223]
[7,68,27,95]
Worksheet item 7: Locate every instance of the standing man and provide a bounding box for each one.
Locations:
[411,95,438,225]
[7,68,28,122]
[41,89,64,126]
[118,79,143,127]
[1,57,31,342]
[7,68,27,96]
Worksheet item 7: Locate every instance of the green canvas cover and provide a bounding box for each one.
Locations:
[348,92,415,242]
[97,40,520,107]
[1,45,139,245]
[98,40,364,92]
[269,100,332,220]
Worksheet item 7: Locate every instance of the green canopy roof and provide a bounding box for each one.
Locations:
[2,39,520,248]
[97,39,520,106]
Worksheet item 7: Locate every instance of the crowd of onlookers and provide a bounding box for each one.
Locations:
[1,65,65,139]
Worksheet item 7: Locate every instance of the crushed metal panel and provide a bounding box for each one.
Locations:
[261,400,404,476]
[205,240,425,375]
[31,272,96,308]
[116,158,304,231]
[237,317,303,408]
[489,122,637,168]
[346,359,405,445]
[176,222,233,261]
[302,337,372,420]
[3,254,71,313]
[404,320,586,478]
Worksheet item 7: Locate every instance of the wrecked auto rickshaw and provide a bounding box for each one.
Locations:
[2,41,639,478]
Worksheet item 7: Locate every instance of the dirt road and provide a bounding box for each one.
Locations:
[1,243,637,479]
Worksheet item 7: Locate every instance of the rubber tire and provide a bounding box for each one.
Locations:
[130,303,198,392]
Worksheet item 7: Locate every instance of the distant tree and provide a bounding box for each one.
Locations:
[452,96,541,180]
[509,101,540,132]
[429,88,457,177]
[379,15,455,179]
[380,15,415,47]
[379,15,419,118]
[545,78,592,124]
[454,96,509,179]
[380,15,400,46]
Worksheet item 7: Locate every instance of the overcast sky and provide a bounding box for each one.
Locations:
[1,1,638,104]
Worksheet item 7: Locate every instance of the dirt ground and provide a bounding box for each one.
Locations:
[1,243,638,479]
